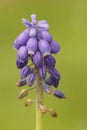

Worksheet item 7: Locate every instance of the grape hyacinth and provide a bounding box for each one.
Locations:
[13,14,65,130]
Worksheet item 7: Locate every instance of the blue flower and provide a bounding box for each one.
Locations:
[26,37,37,55]
[39,30,52,43]
[32,51,43,68]
[38,39,51,55]
[20,66,32,78]
[27,72,36,86]
[50,40,60,54]
[39,65,46,79]
[43,84,52,94]
[53,90,65,99]
[16,59,28,69]
[37,20,49,30]
[17,46,28,62]
[49,67,60,80]
[14,29,29,50]
[44,55,56,68]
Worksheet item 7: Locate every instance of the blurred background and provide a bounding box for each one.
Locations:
[0,0,87,130]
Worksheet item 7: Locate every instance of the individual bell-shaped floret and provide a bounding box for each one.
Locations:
[53,90,65,99]
[45,76,59,88]
[43,84,52,94]
[50,40,60,54]
[26,37,37,55]
[37,20,49,30]
[50,76,59,88]
[17,46,28,62]
[49,67,60,80]
[38,39,51,56]
[16,78,27,87]
[29,28,37,37]
[14,29,29,50]
[16,59,28,69]
[32,51,43,68]
[44,55,56,68]
[27,72,36,86]
[39,65,46,79]
[39,30,52,43]
[20,66,32,78]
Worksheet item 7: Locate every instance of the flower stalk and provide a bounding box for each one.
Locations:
[35,66,43,130]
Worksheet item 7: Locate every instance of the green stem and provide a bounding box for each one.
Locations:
[35,66,43,130]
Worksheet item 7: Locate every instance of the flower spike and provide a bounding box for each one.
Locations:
[13,14,65,127]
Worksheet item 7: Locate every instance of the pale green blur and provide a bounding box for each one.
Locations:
[0,0,87,130]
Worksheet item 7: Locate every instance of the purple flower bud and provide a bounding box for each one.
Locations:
[37,20,49,30]
[26,37,37,55]
[17,46,28,62]
[49,67,60,80]
[45,76,59,88]
[31,14,36,25]
[14,29,29,50]
[43,84,52,94]
[53,90,65,99]
[50,40,60,54]
[22,18,32,27]
[39,31,52,43]
[27,73,36,86]
[16,79,27,87]
[20,66,31,78]
[44,55,56,68]
[16,59,28,69]
[32,51,43,68]
[39,65,46,79]
[38,39,51,55]
[29,28,37,37]
[50,76,59,88]
[45,77,52,86]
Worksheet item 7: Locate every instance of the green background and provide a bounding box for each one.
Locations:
[0,0,87,130]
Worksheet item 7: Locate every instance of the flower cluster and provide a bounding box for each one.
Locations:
[13,14,65,117]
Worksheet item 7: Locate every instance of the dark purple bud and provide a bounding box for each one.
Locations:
[44,55,56,68]
[53,90,65,99]
[22,18,32,27]
[29,28,36,37]
[50,76,59,88]
[39,30,52,43]
[38,39,51,55]
[43,84,52,94]
[32,51,43,67]
[45,77,52,86]
[50,40,60,54]
[17,46,28,62]
[49,67,60,80]
[16,59,28,69]
[39,65,46,79]
[27,73,36,86]
[26,37,37,55]
[16,79,27,87]
[37,20,49,30]
[20,66,31,78]
[14,29,29,50]
[45,76,59,88]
